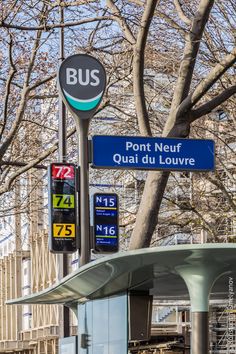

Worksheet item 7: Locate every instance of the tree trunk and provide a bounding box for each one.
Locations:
[129,170,170,249]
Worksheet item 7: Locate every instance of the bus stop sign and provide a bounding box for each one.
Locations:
[58,54,106,120]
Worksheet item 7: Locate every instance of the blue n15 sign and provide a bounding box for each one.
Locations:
[95,194,117,208]
[93,193,119,253]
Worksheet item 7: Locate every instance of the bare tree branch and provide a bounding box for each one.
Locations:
[133,0,159,136]
[29,74,56,91]
[0,16,112,31]
[177,48,236,120]
[28,94,57,100]
[0,160,47,169]
[25,29,44,86]
[156,11,187,35]
[0,29,44,159]
[163,0,215,136]
[174,0,191,25]
[191,85,236,120]
[164,195,219,240]
[127,0,144,6]
[106,0,136,44]
[52,0,97,6]
[207,174,236,212]
[0,125,74,195]
[0,34,17,139]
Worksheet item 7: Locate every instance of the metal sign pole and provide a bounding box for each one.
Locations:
[74,118,91,266]
[58,16,66,162]
[58,54,106,267]
[58,3,70,338]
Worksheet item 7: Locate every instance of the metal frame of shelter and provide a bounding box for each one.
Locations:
[7,244,236,354]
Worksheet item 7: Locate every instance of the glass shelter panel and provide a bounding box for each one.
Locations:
[78,293,128,354]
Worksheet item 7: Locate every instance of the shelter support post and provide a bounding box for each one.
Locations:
[176,263,228,354]
[191,312,208,354]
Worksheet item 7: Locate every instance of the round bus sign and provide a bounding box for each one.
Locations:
[58,54,106,119]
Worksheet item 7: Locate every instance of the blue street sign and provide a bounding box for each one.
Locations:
[92,135,215,171]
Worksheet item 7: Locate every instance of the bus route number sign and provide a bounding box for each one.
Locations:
[93,193,119,253]
[48,163,78,253]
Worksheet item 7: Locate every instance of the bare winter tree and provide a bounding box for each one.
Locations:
[0,0,235,247]
[124,0,236,248]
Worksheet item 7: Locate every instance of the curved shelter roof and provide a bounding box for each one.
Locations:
[7,244,236,308]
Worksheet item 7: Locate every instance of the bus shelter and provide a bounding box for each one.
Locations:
[7,244,236,354]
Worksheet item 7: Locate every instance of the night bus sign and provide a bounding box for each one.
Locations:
[48,163,78,253]
[93,193,119,253]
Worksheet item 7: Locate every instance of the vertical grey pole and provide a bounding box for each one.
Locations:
[58,3,70,338]
[191,312,209,354]
[74,118,91,266]
[58,5,66,163]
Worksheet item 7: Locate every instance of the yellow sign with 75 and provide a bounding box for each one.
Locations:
[53,223,75,238]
